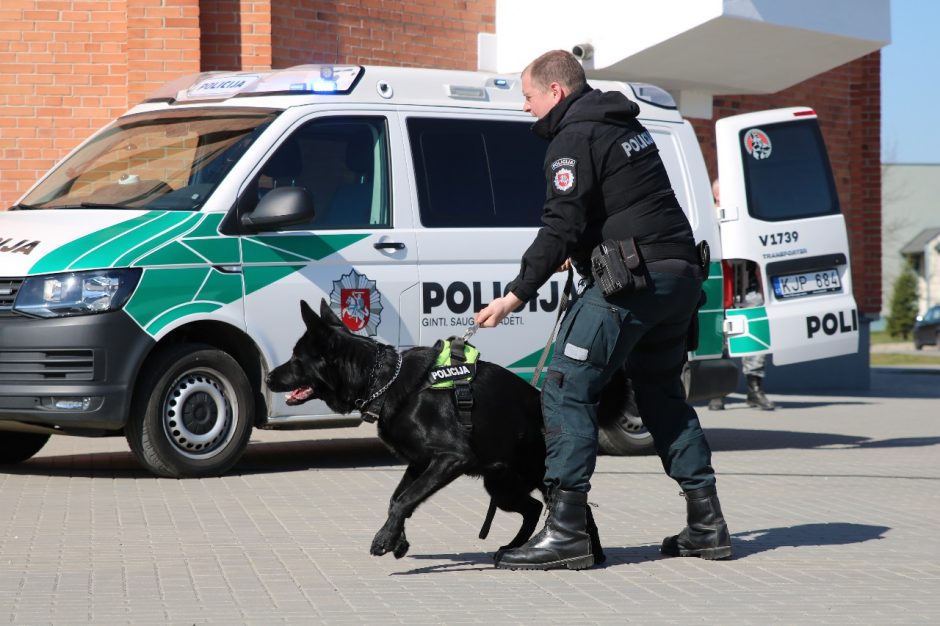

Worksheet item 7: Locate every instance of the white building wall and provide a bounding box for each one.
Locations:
[482,0,889,117]
[881,164,940,319]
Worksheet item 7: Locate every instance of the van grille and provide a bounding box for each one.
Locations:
[0,350,95,382]
[0,277,23,315]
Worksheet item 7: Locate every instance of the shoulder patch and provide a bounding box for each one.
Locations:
[550,157,577,194]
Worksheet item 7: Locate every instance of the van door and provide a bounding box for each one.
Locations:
[240,111,419,419]
[400,111,564,378]
[716,108,859,365]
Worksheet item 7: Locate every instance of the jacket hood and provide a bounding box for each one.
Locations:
[533,87,641,140]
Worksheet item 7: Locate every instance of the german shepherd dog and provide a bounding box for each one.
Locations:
[266,299,605,564]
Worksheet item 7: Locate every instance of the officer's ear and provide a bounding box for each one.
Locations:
[550,81,568,103]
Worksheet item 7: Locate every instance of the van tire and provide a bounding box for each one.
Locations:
[598,408,654,456]
[598,364,691,456]
[0,432,51,465]
[598,370,653,456]
[126,343,254,478]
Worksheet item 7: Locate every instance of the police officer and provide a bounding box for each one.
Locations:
[475,50,732,570]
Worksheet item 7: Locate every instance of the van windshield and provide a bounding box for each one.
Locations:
[740,119,841,221]
[17,108,280,211]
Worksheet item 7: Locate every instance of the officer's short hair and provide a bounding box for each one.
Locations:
[524,50,587,94]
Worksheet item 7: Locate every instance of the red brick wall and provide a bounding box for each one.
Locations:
[127,0,201,105]
[201,0,272,71]
[269,0,494,69]
[0,0,126,207]
[0,0,200,209]
[690,52,882,314]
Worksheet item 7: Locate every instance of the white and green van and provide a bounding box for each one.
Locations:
[0,65,859,476]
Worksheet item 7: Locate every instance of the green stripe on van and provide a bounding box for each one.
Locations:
[693,261,724,358]
[31,211,371,336]
[124,267,212,328]
[243,264,307,297]
[29,212,166,274]
[727,306,771,353]
[247,233,369,261]
[78,212,199,270]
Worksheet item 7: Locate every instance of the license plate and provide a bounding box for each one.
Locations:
[772,268,841,299]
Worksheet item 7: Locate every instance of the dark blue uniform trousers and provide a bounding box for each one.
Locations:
[541,270,715,493]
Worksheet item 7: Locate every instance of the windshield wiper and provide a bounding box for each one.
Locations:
[9,202,42,210]
[79,202,131,210]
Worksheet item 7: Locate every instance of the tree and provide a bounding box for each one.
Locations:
[886,262,919,339]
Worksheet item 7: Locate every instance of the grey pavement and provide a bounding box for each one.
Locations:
[1,368,939,625]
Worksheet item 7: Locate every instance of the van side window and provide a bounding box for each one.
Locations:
[739,120,841,221]
[252,116,390,230]
[407,118,546,227]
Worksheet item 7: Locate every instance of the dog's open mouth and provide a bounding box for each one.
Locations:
[285,386,314,406]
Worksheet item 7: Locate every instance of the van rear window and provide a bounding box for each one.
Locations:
[740,119,840,221]
[407,118,546,228]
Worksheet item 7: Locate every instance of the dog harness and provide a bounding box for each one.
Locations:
[427,336,478,431]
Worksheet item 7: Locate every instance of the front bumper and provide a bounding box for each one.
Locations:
[0,310,154,432]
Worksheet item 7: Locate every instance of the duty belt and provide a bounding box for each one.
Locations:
[638,241,703,265]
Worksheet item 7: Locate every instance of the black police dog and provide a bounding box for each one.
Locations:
[266,299,604,564]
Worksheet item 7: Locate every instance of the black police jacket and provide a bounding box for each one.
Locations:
[506,86,695,304]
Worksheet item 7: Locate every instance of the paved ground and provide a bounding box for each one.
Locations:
[1,368,939,625]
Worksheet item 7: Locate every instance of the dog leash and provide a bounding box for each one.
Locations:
[461,323,477,342]
[529,266,574,386]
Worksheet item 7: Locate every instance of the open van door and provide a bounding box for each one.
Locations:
[716,108,859,365]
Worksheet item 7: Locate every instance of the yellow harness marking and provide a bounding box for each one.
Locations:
[429,339,479,389]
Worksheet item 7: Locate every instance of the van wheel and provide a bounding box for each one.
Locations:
[0,432,51,465]
[598,363,691,457]
[598,370,654,456]
[126,343,254,478]
[598,408,654,455]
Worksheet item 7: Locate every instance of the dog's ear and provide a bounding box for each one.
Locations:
[320,299,347,329]
[300,299,322,331]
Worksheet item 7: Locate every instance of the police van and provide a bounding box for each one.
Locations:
[0,65,858,476]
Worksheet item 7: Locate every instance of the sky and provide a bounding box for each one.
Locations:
[881,0,940,163]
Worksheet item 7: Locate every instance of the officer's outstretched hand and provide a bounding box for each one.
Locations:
[474,293,523,328]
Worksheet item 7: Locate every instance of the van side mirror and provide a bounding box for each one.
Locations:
[241,187,315,232]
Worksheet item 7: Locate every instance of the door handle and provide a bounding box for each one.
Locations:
[374,241,405,250]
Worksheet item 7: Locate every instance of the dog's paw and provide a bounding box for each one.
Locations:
[370,532,392,556]
[392,537,410,559]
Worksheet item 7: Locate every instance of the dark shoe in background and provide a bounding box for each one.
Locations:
[661,485,732,560]
[708,397,725,411]
[746,375,776,410]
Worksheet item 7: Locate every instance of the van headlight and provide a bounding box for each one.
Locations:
[14,268,142,318]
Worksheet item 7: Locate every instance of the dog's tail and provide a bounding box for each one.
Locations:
[478,497,498,540]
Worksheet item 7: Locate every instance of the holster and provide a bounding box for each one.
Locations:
[590,237,648,297]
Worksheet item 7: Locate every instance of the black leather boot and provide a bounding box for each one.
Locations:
[661,485,732,560]
[496,489,594,570]
[746,375,776,410]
